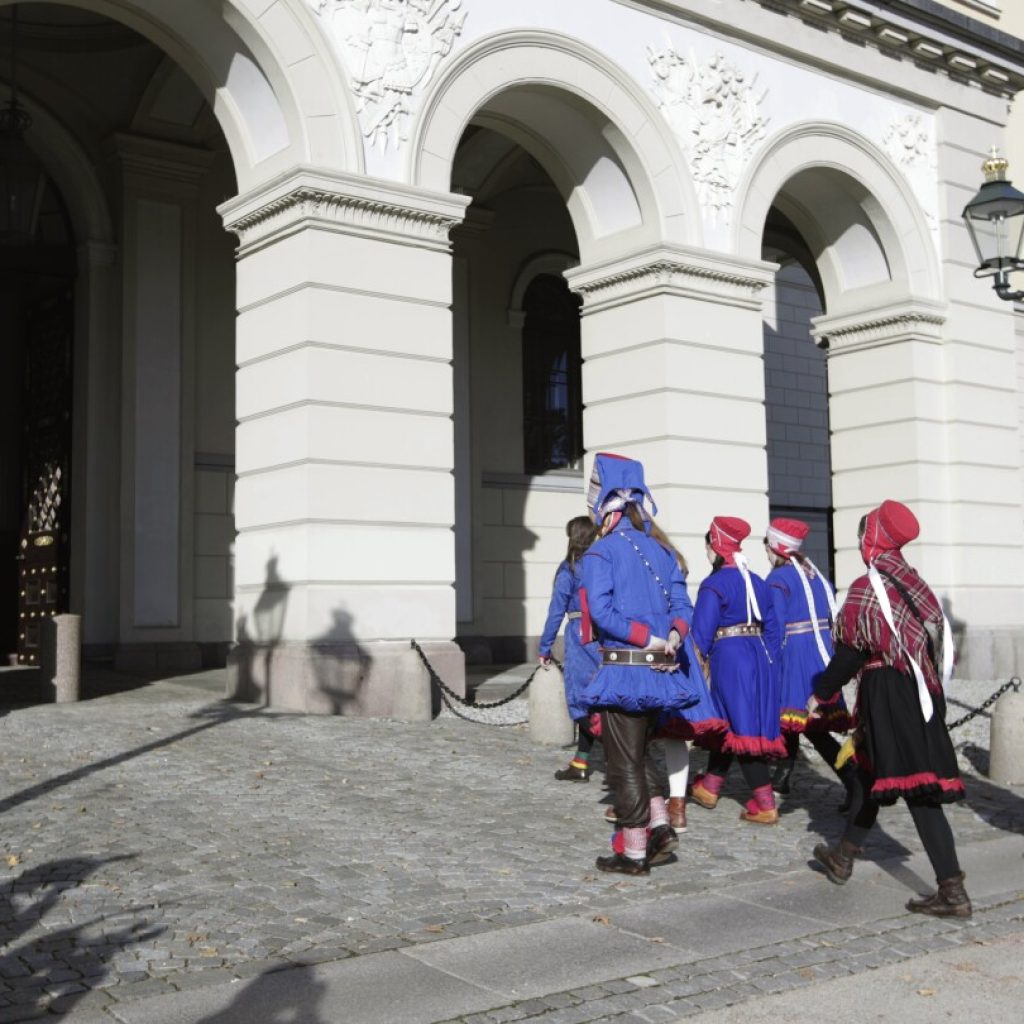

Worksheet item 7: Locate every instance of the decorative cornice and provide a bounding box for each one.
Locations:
[812,299,947,352]
[753,0,1024,96]
[565,244,776,313]
[219,168,470,254]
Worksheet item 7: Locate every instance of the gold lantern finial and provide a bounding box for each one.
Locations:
[983,146,1010,183]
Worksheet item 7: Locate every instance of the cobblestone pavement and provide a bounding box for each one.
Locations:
[0,668,1022,1021]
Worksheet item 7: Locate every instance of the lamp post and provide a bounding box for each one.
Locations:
[0,5,47,244]
[962,148,1024,302]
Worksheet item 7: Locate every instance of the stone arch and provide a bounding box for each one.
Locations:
[1,0,362,187]
[507,250,577,321]
[733,121,943,312]
[411,30,701,260]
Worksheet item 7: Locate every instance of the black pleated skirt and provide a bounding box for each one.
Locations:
[855,667,965,806]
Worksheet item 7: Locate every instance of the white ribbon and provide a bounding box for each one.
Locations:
[733,552,762,625]
[867,563,933,722]
[792,559,832,669]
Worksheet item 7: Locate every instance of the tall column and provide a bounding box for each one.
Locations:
[70,240,120,650]
[812,301,950,592]
[108,134,213,673]
[566,244,776,565]
[220,169,469,715]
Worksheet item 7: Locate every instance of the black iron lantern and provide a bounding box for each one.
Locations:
[962,149,1024,302]
[0,6,47,244]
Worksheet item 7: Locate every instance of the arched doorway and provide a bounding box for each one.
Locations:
[416,35,693,662]
[738,125,945,588]
[0,3,259,670]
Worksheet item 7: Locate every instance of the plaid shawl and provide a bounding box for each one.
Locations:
[834,550,943,692]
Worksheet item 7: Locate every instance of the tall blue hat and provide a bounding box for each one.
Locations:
[587,452,657,528]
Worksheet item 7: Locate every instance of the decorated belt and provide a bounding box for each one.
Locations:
[786,618,831,637]
[567,611,582,620]
[714,623,762,640]
[602,648,675,666]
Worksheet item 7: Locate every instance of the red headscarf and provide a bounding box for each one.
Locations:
[766,517,809,559]
[709,516,750,566]
[860,500,919,564]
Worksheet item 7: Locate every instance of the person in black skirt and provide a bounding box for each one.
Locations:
[808,500,969,917]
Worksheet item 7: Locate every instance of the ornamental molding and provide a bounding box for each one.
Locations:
[811,299,947,353]
[647,44,768,225]
[565,244,776,313]
[219,168,470,254]
[312,0,467,152]
[748,0,1024,97]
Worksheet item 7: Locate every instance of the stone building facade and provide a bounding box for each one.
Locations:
[2,0,1024,712]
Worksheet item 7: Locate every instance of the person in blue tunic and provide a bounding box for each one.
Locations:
[763,518,854,807]
[578,453,704,874]
[538,515,601,781]
[688,516,785,824]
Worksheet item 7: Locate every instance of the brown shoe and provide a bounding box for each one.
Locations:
[667,796,687,833]
[906,872,973,919]
[689,778,719,810]
[554,762,590,782]
[740,807,779,825]
[813,838,861,885]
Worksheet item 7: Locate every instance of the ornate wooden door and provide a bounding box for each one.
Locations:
[16,288,73,666]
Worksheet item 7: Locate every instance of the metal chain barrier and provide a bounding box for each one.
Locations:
[410,639,561,726]
[947,676,1020,730]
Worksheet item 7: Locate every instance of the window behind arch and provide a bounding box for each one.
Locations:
[521,273,583,474]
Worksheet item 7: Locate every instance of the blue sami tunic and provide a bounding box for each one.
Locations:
[538,561,601,722]
[691,566,785,757]
[578,526,703,714]
[767,562,850,734]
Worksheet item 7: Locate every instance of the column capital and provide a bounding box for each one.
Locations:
[812,298,947,353]
[219,167,471,256]
[564,244,776,314]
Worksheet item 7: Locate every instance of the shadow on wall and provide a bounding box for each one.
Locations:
[229,556,372,714]
[0,855,165,1017]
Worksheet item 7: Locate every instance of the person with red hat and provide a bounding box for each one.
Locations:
[763,517,853,807]
[808,501,969,918]
[687,516,785,824]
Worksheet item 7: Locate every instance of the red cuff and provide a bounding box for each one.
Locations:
[580,588,593,645]
[672,619,689,640]
[627,621,651,647]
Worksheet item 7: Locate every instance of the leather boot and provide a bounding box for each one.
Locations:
[689,775,720,810]
[906,872,972,919]
[554,762,590,782]
[647,824,679,865]
[596,852,650,876]
[667,796,687,833]
[813,838,861,885]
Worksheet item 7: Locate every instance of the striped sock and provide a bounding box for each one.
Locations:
[649,796,669,828]
[570,753,589,770]
[623,827,648,861]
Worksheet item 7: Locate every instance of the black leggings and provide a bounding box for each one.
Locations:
[844,768,960,881]
[784,730,842,773]
[706,750,772,791]
[577,720,596,756]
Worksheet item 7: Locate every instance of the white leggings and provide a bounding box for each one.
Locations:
[663,737,690,798]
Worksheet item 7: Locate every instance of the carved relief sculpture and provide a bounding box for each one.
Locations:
[648,43,769,223]
[314,0,467,151]
[881,112,938,227]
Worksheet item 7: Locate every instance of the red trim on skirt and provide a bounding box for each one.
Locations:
[780,707,852,735]
[654,717,729,742]
[872,773,965,796]
[721,733,788,758]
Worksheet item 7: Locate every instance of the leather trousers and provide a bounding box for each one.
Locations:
[601,708,664,828]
